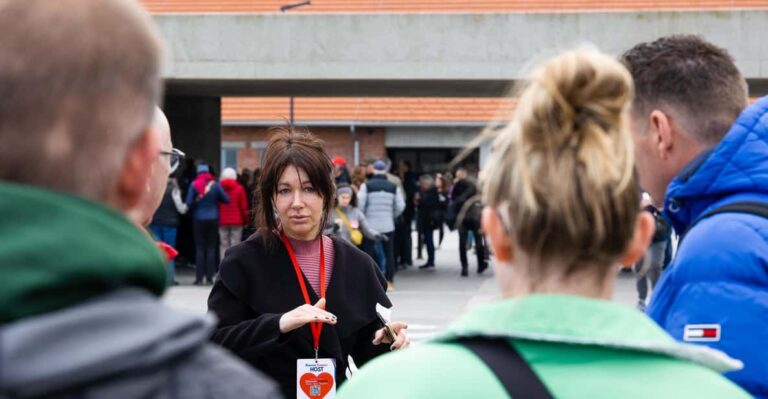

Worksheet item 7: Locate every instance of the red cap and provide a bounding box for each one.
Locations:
[332,156,346,166]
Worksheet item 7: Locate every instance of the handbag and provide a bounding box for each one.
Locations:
[335,208,364,245]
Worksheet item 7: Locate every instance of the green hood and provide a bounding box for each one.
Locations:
[338,295,750,399]
[0,182,167,323]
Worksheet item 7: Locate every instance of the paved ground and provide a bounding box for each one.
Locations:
[163,230,639,344]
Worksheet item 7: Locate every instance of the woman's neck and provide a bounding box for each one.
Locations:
[498,259,615,300]
[285,233,321,254]
[283,229,319,242]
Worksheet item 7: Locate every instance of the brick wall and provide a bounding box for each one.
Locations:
[222,126,386,171]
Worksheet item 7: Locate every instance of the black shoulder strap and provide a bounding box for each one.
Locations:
[456,337,554,399]
[683,201,768,243]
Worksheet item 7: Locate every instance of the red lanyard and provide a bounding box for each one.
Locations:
[281,232,326,356]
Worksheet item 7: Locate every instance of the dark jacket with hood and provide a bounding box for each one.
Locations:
[0,182,280,399]
[208,232,392,398]
[152,179,186,227]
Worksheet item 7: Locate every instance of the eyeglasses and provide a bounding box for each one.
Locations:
[159,148,185,174]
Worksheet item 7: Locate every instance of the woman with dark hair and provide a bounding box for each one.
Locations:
[350,165,367,192]
[208,127,409,398]
[237,167,254,209]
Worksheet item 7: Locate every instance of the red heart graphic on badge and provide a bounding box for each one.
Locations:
[300,372,334,398]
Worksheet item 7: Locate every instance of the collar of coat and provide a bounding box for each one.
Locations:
[0,182,167,323]
[432,294,742,373]
[663,96,768,234]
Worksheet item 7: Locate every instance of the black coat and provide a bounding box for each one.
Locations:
[417,187,441,229]
[447,178,479,230]
[450,178,478,211]
[208,233,392,398]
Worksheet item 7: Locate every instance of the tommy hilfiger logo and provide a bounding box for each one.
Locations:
[684,324,721,342]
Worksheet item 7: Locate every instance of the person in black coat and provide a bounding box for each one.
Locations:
[209,235,397,397]
[396,160,418,266]
[416,174,440,269]
[208,127,409,398]
[450,168,488,277]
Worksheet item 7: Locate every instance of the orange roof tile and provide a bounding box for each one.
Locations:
[223,97,763,125]
[140,0,768,13]
[222,97,515,124]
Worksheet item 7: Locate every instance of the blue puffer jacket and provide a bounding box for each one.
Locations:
[648,96,768,398]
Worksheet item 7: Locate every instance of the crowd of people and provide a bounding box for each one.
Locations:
[1,0,767,398]
[162,151,490,293]
[326,156,491,287]
[148,160,260,285]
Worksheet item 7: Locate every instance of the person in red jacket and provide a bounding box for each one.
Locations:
[219,167,250,257]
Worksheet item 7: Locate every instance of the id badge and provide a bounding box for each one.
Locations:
[297,358,336,399]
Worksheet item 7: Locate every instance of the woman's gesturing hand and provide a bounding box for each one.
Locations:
[372,321,410,350]
[279,298,338,333]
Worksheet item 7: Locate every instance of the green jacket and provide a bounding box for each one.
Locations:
[0,182,283,398]
[339,295,749,398]
[0,182,166,322]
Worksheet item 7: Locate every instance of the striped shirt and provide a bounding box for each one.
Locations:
[287,235,335,296]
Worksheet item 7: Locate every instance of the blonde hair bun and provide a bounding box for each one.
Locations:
[483,48,639,277]
[516,49,634,193]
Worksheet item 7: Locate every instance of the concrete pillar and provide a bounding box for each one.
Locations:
[163,96,222,174]
[479,142,491,171]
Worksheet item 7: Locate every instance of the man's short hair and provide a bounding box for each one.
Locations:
[0,0,162,201]
[621,35,748,144]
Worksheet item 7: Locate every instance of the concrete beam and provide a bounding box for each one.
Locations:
[155,11,768,97]
[164,78,513,97]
